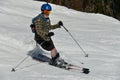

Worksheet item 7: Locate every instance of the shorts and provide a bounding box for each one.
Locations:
[35,35,55,51]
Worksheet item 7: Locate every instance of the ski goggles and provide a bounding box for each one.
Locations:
[43,10,51,15]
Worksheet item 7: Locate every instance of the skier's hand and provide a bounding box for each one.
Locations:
[30,23,35,28]
[45,37,51,41]
[58,21,63,26]
[47,32,54,37]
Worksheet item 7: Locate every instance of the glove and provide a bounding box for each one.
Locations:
[30,24,34,28]
[47,32,54,37]
[30,24,35,33]
[43,32,54,41]
[58,21,63,26]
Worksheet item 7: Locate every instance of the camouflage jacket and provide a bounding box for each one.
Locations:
[32,13,60,41]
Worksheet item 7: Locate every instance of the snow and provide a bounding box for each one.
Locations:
[0,0,120,80]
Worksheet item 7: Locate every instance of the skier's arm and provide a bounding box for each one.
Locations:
[49,21,63,30]
[49,23,61,30]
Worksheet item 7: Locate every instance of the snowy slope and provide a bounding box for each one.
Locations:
[0,0,120,80]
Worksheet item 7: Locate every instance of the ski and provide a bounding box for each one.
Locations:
[49,62,90,74]
[30,52,90,74]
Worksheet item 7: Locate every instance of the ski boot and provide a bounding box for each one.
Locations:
[49,53,69,69]
[49,53,60,66]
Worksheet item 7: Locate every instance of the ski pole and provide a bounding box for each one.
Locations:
[62,25,88,57]
[11,55,29,72]
[11,40,47,72]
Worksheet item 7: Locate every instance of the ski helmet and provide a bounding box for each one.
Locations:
[41,3,52,11]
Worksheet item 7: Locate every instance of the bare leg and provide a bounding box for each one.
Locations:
[51,48,57,58]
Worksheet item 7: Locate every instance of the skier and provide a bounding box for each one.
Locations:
[31,3,63,66]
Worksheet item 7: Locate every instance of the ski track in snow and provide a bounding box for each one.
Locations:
[0,0,120,80]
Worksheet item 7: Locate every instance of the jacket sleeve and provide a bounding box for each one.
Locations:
[49,23,60,30]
